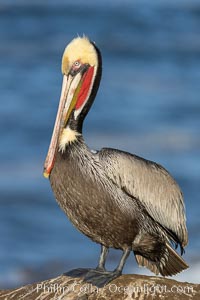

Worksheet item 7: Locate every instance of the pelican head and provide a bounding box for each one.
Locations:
[43,37,102,178]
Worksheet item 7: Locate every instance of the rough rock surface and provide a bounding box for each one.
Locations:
[0,273,199,300]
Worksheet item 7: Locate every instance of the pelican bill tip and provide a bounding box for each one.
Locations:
[43,171,50,179]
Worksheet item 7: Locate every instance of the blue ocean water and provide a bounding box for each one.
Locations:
[0,0,200,287]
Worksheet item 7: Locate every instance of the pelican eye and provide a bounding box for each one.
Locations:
[73,61,81,67]
[69,61,85,76]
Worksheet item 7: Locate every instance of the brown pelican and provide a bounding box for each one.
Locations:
[43,37,188,286]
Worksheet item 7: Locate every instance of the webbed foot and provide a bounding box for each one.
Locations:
[65,268,91,278]
[84,269,121,287]
[65,268,121,287]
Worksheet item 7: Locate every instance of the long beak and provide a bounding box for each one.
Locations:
[43,72,82,178]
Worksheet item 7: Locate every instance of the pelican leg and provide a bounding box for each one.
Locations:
[114,248,131,274]
[96,245,109,271]
[84,248,131,287]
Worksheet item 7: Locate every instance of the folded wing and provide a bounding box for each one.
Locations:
[98,148,188,248]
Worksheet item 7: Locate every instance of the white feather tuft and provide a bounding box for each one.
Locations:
[59,127,81,152]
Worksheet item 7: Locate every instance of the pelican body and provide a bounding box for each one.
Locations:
[44,37,188,285]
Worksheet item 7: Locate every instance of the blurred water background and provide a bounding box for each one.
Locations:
[0,0,200,288]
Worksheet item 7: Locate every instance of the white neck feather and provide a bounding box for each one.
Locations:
[59,127,81,153]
